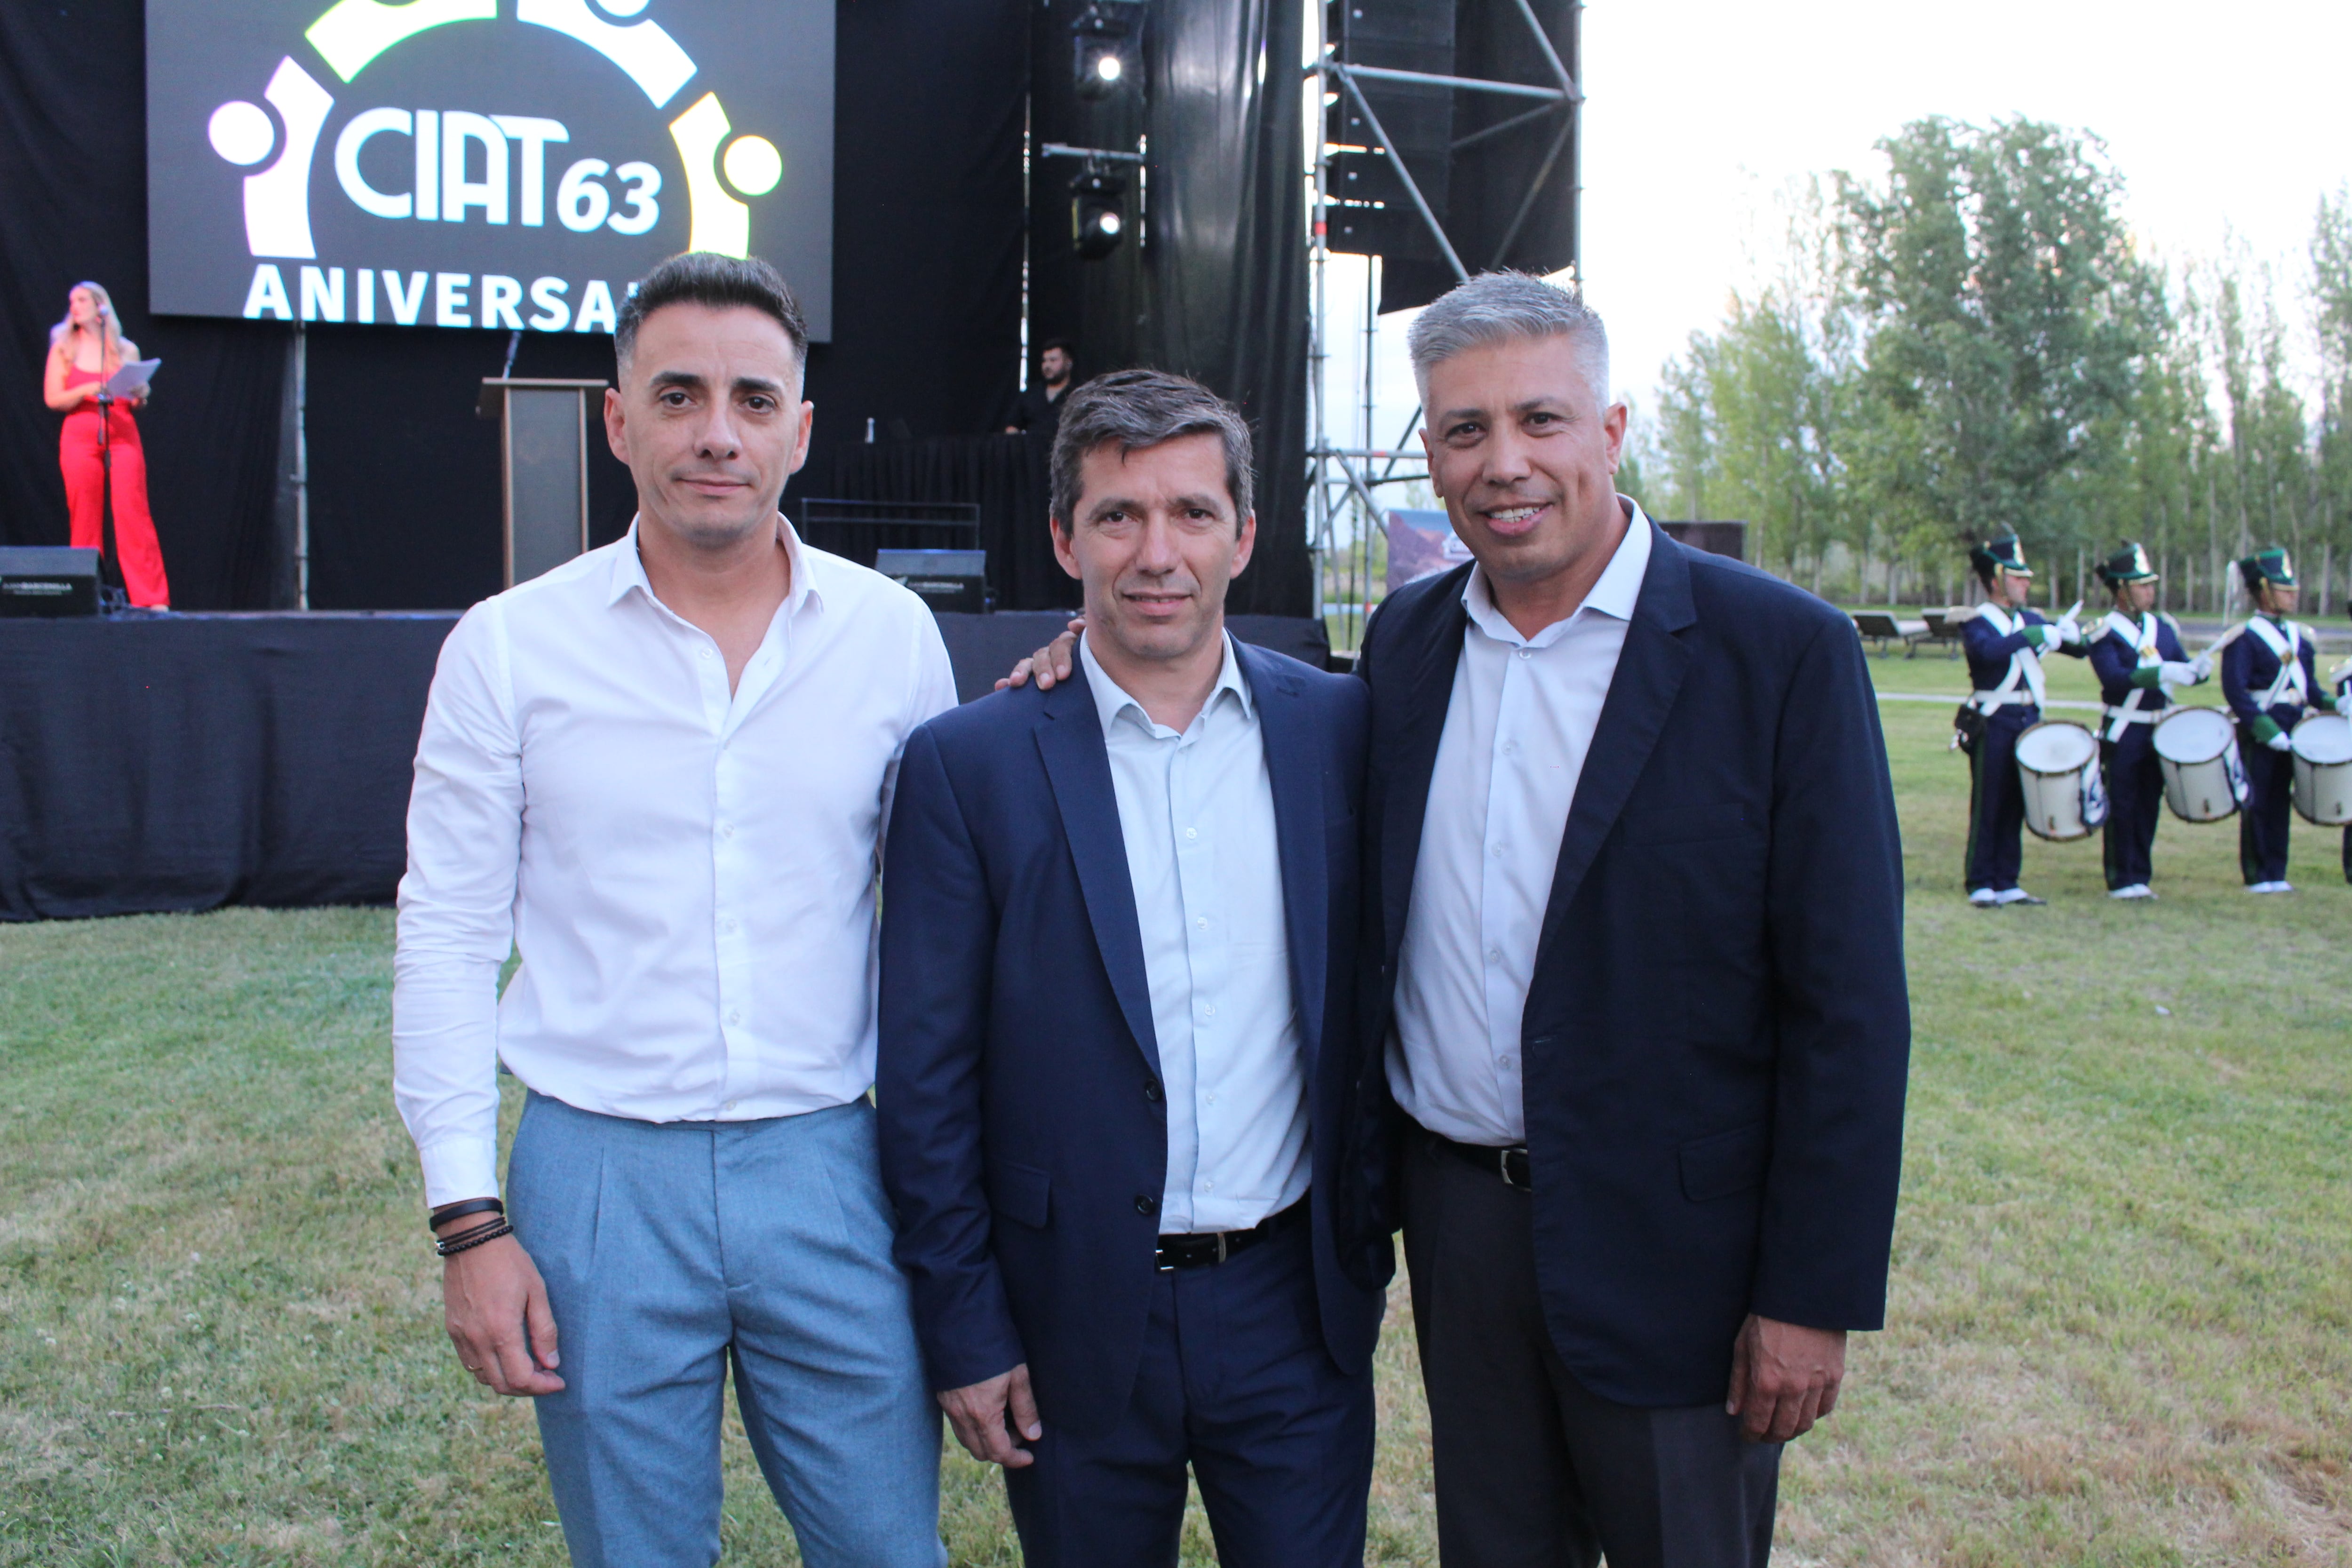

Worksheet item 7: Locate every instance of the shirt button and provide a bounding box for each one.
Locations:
[719,822,735,839]
[1185,827,1199,840]
[1203,1179,1215,1192]
[1517,647,1533,660]
[723,1099,739,1113]
[724,918,739,934]
[1487,948,1502,963]
[699,647,714,661]
[1201,1003,1217,1018]
[1196,917,1209,930]
[1491,843,1505,858]
[727,1010,741,1026]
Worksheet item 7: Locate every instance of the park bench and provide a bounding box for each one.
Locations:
[1917,608,1966,658]
[1852,610,1931,657]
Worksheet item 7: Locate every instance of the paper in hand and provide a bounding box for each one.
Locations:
[104,358,160,398]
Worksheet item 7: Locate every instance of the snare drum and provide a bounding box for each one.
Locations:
[2015,721,2106,841]
[2290,712,2352,825]
[2152,706,2245,822]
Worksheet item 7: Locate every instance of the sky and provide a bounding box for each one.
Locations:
[1320,0,2352,466]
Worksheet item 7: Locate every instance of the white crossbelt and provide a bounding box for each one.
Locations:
[2244,615,2308,710]
[1970,603,2046,714]
[2101,610,2162,741]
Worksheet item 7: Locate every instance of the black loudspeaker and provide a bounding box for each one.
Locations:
[1327,0,1580,313]
[0,547,102,617]
[875,549,989,613]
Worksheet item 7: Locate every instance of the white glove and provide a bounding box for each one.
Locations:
[2026,624,2059,651]
[2055,601,2084,646]
[2158,660,2200,686]
[2189,651,2215,683]
[2266,729,2294,752]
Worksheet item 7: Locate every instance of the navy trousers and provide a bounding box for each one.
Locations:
[1965,708,2035,893]
[2238,740,2294,884]
[1002,1219,1374,1568]
[1401,1132,1780,1568]
[2100,726,2164,889]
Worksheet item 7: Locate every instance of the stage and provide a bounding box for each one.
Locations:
[0,609,1329,921]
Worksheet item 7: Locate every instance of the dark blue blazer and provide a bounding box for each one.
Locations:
[1960,605,2088,705]
[2089,614,2191,712]
[2222,616,2322,734]
[877,640,1387,1440]
[1355,521,1912,1408]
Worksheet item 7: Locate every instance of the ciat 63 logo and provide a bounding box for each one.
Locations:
[145,0,836,337]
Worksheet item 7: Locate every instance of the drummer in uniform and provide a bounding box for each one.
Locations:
[1961,531,2087,906]
[2220,547,2350,892]
[2087,542,2209,899]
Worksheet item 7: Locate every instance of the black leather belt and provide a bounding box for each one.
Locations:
[1155,1196,1308,1272]
[1431,1131,1532,1191]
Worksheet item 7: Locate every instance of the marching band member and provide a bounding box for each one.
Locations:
[2339,660,2352,884]
[1959,532,2087,907]
[2220,547,2349,892]
[2087,542,2208,899]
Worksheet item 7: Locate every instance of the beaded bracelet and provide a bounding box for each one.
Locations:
[434,1217,514,1258]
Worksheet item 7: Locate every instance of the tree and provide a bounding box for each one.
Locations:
[1835,118,2158,572]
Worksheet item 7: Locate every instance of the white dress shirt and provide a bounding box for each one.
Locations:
[1387,501,1654,1146]
[1078,632,1310,1234]
[394,519,957,1206]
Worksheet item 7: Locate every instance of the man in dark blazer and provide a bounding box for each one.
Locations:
[877,370,1388,1567]
[1354,271,1911,1567]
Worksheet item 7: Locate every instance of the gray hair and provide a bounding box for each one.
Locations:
[1406,271,1610,411]
[1050,369,1255,529]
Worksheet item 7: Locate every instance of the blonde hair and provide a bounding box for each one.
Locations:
[50,281,126,373]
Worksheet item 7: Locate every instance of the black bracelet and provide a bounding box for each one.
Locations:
[435,1217,514,1258]
[429,1197,504,1234]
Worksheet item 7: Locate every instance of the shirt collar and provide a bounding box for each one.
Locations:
[605,513,826,621]
[1078,627,1250,737]
[1461,495,1653,648]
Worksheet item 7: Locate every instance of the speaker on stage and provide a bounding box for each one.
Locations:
[0,547,101,618]
[478,379,608,588]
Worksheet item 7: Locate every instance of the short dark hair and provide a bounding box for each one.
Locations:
[1040,337,1075,358]
[1050,369,1253,531]
[616,252,807,375]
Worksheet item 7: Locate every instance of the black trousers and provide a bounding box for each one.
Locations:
[1964,708,2033,893]
[2238,739,2294,884]
[1401,1131,1780,1568]
[2100,726,2164,889]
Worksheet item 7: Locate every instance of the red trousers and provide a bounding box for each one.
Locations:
[60,401,171,607]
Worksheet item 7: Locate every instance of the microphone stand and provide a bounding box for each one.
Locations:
[94,386,126,605]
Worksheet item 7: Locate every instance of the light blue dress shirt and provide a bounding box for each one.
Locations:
[1388,502,1653,1146]
[1078,631,1311,1234]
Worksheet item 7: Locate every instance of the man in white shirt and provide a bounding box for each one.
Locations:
[393,252,955,1568]
[876,371,1387,1566]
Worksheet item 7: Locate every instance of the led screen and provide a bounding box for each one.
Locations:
[146,0,834,338]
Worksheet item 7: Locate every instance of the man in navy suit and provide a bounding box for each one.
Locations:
[1354,273,1909,1568]
[877,370,1387,1567]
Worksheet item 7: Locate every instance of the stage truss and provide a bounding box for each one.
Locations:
[1305,0,1581,649]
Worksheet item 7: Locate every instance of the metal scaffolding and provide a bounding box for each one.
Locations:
[1305,0,1581,650]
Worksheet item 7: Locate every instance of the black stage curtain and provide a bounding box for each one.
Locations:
[0,0,285,609]
[1025,0,1312,617]
[0,614,455,920]
[0,607,1326,918]
[827,434,1079,612]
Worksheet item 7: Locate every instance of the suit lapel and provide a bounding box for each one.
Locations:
[1239,645,1326,1067]
[1034,679,1162,1079]
[1380,568,1472,962]
[1533,527,1696,966]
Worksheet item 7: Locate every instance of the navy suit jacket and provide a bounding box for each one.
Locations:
[878,639,1388,1440]
[1355,521,1912,1408]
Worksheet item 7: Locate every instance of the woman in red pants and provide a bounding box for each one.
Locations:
[42,281,170,607]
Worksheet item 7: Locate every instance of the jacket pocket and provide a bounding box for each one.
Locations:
[988,1161,1051,1229]
[1678,1122,1769,1203]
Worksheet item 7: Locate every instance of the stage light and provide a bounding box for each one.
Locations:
[1071,3,1138,101]
[1070,167,1128,259]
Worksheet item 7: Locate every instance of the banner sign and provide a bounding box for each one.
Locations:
[146,0,834,338]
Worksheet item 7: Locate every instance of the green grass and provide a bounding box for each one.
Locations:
[3,658,2349,1564]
